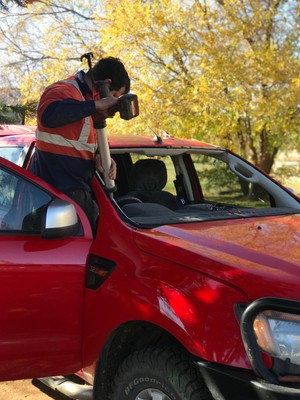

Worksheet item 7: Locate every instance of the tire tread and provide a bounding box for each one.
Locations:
[112,346,212,400]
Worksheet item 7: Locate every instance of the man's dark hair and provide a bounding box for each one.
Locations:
[92,57,130,93]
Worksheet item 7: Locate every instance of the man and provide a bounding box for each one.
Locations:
[30,56,130,229]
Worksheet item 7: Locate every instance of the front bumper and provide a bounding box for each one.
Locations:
[197,360,300,400]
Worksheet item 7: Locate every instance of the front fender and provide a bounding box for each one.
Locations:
[83,258,251,371]
[122,273,251,369]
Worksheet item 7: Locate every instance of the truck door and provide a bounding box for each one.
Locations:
[0,159,93,381]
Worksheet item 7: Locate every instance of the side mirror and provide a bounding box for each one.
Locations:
[286,187,296,194]
[42,199,79,239]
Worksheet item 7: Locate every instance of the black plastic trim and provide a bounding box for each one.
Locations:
[196,360,300,400]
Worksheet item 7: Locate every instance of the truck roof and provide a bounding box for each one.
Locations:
[0,125,36,136]
[0,126,222,151]
[108,133,221,150]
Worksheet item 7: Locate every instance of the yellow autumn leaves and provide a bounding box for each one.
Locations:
[1,0,299,172]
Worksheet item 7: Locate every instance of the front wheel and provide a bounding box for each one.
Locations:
[112,347,212,400]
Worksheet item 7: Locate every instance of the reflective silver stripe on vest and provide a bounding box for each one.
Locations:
[36,79,97,154]
[37,131,96,153]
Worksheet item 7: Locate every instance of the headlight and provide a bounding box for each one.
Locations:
[254,310,300,366]
[239,298,300,383]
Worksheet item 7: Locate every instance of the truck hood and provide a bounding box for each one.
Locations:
[134,214,300,301]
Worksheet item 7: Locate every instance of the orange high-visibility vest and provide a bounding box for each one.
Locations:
[36,78,97,160]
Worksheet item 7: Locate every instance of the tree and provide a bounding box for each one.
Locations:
[98,0,300,173]
[0,0,34,10]
[0,0,299,173]
[0,102,36,123]
[0,1,101,99]
[0,0,101,124]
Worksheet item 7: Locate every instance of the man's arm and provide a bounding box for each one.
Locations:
[41,99,96,128]
[41,97,119,128]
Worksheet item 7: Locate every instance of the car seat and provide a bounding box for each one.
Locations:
[128,158,181,210]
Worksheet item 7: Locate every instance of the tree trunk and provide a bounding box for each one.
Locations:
[257,148,279,175]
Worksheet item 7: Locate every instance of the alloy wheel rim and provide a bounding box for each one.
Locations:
[135,388,172,400]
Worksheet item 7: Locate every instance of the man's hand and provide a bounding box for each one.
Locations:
[95,154,117,180]
[94,97,119,120]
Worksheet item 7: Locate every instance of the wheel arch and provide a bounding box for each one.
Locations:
[93,320,187,400]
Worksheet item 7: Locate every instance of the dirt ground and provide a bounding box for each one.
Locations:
[0,380,70,400]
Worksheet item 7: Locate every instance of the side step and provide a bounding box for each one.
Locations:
[38,376,93,400]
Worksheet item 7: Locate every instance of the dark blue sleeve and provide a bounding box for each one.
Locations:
[41,98,96,128]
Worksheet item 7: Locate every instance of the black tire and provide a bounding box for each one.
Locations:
[112,347,212,400]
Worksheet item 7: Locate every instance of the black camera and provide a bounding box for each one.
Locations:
[94,80,139,120]
[119,93,139,120]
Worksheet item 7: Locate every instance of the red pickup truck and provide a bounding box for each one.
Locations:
[0,125,300,400]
